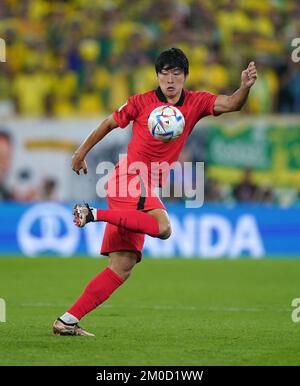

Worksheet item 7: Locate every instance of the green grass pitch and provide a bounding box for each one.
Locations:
[0,257,300,366]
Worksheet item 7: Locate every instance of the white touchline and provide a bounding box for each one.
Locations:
[20,302,290,313]
[0,298,6,322]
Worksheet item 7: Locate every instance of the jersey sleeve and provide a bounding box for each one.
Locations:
[194,91,218,120]
[113,95,139,128]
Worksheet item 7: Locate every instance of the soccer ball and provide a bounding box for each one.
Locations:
[148,105,185,143]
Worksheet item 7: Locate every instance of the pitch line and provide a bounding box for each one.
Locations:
[20,302,289,313]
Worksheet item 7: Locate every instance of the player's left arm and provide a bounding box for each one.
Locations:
[213,61,258,114]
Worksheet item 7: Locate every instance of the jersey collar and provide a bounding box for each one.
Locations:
[155,87,185,106]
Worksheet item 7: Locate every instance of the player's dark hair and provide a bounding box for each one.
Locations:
[155,47,189,75]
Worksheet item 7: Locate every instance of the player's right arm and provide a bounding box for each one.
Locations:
[72,114,118,175]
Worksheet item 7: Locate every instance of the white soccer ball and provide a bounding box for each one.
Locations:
[148,105,185,143]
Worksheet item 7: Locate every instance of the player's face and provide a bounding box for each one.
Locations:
[157,67,186,101]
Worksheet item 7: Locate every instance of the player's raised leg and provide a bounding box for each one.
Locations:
[53,251,137,336]
[73,203,172,239]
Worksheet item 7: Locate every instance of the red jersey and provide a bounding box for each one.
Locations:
[112,87,217,187]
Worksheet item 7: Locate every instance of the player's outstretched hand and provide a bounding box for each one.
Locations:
[241,61,258,88]
[72,152,88,175]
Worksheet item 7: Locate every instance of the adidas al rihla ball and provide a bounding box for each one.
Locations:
[148,105,185,143]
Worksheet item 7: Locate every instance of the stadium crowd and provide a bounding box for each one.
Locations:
[0,0,300,117]
[0,0,299,205]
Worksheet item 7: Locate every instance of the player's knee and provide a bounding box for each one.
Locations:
[109,252,137,281]
[121,269,132,281]
[159,223,172,239]
[119,264,134,280]
[109,265,133,281]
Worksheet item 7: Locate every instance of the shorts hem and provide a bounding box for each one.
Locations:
[101,249,142,263]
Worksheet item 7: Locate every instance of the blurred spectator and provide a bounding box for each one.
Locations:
[258,185,274,204]
[12,62,54,116]
[38,177,57,201]
[14,169,39,202]
[247,56,279,113]
[287,64,300,113]
[205,179,223,203]
[0,130,14,200]
[233,168,258,203]
[276,63,294,113]
[277,61,300,114]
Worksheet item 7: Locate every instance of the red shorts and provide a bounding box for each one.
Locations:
[100,162,165,262]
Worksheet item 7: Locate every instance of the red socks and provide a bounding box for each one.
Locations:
[96,209,160,237]
[67,211,160,320]
[67,267,124,320]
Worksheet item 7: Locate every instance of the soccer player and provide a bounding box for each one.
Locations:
[53,48,257,336]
